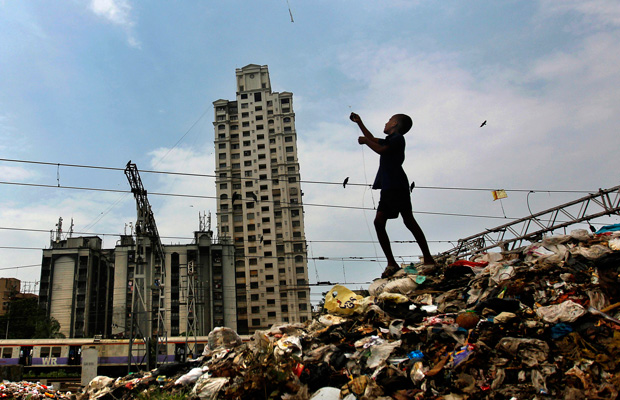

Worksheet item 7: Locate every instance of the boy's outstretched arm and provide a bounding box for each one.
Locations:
[350,112,388,154]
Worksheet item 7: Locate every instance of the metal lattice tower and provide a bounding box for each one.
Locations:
[440,183,620,260]
[124,161,167,370]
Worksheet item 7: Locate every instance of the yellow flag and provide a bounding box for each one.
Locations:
[492,189,507,201]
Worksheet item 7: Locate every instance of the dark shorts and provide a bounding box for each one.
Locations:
[377,189,412,219]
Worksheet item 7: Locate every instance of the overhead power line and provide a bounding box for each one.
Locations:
[0,180,532,221]
[0,158,597,194]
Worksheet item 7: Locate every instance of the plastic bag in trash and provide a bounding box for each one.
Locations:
[324,285,363,315]
[309,387,341,400]
[192,375,229,400]
[536,300,586,323]
[207,326,243,351]
[367,339,401,369]
[175,367,205,386]
[275,335,303,359]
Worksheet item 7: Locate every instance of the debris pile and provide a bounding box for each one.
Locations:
[5,226,620,399]
[0,381,72,399]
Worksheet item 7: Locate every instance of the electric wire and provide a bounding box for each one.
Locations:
[0,158,599,194]
[0,180,530,221]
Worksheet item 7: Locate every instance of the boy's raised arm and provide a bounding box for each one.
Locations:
[350,112,388,154]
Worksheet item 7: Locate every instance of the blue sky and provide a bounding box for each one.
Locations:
[1,1,620,304]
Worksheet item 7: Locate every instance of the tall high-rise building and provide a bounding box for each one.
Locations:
[213,64,312,334]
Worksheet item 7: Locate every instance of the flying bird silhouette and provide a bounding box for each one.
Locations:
[480,120,487,127]
[343,177,349,188]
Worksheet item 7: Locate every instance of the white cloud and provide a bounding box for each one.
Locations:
[539,0,620,28]
[89,0,140,48]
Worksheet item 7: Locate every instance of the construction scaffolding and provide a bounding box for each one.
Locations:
[441,183,620,260]
[124,161,167,371]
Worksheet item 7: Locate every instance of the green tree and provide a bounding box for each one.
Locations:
[0,298,64,339]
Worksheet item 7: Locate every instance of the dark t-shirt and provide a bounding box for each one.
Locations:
[372,133,409,191]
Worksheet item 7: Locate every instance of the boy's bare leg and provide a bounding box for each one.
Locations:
[401,210,435,265]
[374,211,398,267]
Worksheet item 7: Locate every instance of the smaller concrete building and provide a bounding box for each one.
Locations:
[40,231,237,339]
[39,236,114,338]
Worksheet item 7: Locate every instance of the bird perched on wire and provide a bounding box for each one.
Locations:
[343,177,349,188]
[249,192,258,202]
[480,120,487,127]
[410,181,416,193]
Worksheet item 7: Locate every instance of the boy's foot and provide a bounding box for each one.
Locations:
[423,256,436,266]
[381,264,400,279]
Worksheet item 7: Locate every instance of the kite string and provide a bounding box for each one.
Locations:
[360,140,381,268]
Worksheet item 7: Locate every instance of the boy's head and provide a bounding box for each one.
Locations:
[384,114,413,135]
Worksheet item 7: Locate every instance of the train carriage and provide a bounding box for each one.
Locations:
[0,336,213,374]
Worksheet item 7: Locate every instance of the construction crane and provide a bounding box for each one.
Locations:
[440,183,620,260]
[124,161,167,371]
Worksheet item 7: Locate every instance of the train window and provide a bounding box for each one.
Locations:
[2,348,12,358]
[51,347,61,358]
[40,347,50,358]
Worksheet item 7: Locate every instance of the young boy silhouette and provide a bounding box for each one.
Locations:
[350,112,435,278]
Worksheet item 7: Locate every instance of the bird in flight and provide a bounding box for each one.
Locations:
[480,120,487,127]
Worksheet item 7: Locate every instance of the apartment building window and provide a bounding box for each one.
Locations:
[242,112,249,118]
[286,146,294,152]
[254,92,262,102]
[285,136,293,142]
[297,291,306,298]
[245,181,253,187]
[288,177,297,183]
[255,106,262,111]
[219,153,226,160]
[266,275,274,281]
[218,124,225,130]
[281,305,288,312]
[250,282,258,289]
[244,160,252,167]
[256,125,264,130]
[252,319,260,326]
[256,115,263,121]
[218,143,226,149]
[242,122,249,127]
[241,102,248,107]
[219,183,228,189]
[299,304,307,311]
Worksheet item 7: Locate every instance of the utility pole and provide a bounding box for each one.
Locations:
[124,161,167,371]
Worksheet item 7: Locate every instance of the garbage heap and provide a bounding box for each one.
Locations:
[69,227,620,399]
[0,381,73,399]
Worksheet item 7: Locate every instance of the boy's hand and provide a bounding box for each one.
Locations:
[358,136,368,145]
[349,112,361,123]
